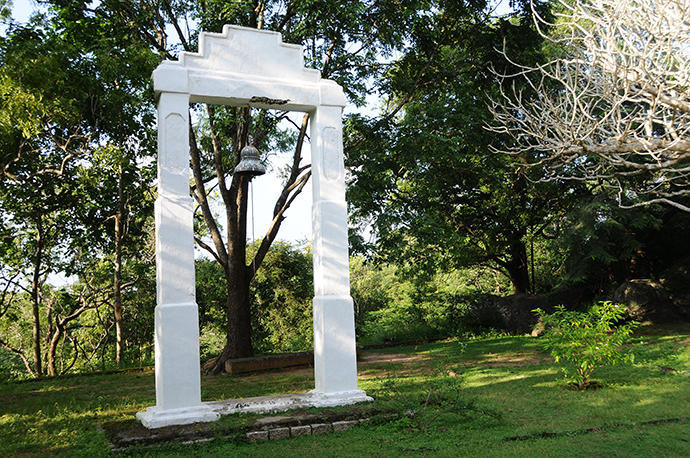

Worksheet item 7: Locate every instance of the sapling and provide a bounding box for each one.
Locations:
[534,301,637,389]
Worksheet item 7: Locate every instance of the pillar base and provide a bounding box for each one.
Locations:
[136,404,220,429]
[307,389,373,408]
[206,390,373,416]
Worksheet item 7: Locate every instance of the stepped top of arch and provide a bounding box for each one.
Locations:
[155,25,321,85]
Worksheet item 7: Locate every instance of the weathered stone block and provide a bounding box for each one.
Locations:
[253,415,294,429]
[246,431,268,442]
[268,427,290,440]
[332,420,357,432]
[310,423,332,435]
[290,425,312,437]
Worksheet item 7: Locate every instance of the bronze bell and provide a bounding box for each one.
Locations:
[234,139,266,178]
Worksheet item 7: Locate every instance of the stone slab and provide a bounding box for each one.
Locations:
[252,414,320,429]
[290,425,312,437]
[206,390,372,416]
[310,423,332,435]
[136,404,219,429]
[332,420,357,432]
[268,427,290,440]
[246,430,269,442]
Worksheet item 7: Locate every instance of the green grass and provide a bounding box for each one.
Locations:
[1,323,689,456]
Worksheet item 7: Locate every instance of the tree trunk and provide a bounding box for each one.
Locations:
[506,237,531,294]
[201,174,253,374]
[507,164,532,295]
[224,265,253,357]
[31,216,44,376]
[46,324,62,376]
[202,270,253,375]
[113,162,125,366]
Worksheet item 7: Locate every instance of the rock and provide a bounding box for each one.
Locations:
[246,431,269,442]
[613,279,681,322]
[310,423,332,435]
[466,287,590,334]
[268,427,290,440]
[332,420,357,432]
[290,425,312,437]
[660,260,690,320]
[252,415,295,429]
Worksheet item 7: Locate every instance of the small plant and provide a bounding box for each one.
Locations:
[533,301,638,389]
[377,364,501,432]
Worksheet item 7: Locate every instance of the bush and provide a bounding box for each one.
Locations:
[534,301,637,389]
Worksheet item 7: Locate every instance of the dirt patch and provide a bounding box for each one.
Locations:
[235,366,314,382]
[636,323,690,336]
[358,352,428,366]
[357,351,433,378]
[230,349,553,381]
[234,351,434,381]
[464,353,553,368]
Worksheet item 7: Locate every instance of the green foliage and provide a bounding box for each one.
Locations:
[195,259,230,360]
[534,302,638,389]
[0,0,11,21]
[196,242,314,356]
[0,6,157,377]
[248,241,314,354]
[351,257,511,344]
[546,194,690,290]
[196,245,513,357]
[346,4,580,294]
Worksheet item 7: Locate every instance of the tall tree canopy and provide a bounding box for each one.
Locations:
[347,1,578,293]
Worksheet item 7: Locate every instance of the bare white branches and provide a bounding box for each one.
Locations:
[488,0,690,210]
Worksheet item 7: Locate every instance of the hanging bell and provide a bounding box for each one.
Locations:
[234,139,266,178]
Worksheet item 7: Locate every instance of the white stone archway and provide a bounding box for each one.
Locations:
[136,25,371,429]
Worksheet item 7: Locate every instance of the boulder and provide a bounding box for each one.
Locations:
[531,317,546,337]
[613,279,683,322]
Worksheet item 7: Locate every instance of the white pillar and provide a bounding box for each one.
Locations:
[310,96,370,404]
[137,92,218,428]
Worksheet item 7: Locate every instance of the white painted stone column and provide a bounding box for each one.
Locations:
[309,84,371,405]
[137,92,218,428]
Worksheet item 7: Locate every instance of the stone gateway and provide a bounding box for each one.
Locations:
[136,25,371,429]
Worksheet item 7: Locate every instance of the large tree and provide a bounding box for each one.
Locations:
[489,0,690,211]
[347,1,576,294]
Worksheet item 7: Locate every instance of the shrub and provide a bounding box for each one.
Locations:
[533,301,637,389]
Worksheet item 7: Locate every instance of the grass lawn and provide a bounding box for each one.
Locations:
[1,323,689,456]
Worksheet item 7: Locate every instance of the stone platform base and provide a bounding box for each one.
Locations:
[207,390,373,416]
[136,404,220,429]
[137,390,372,429]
